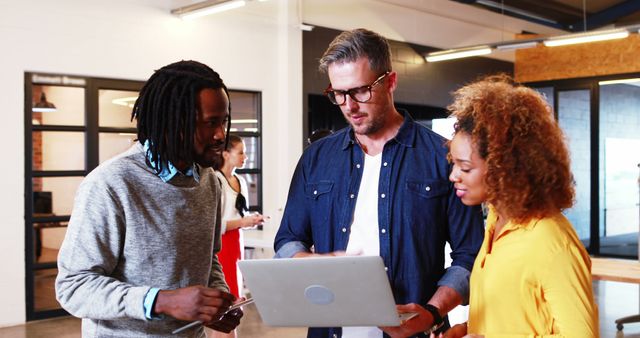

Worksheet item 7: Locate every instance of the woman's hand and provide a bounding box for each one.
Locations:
[430,323,469,338]
[241,213,267,228]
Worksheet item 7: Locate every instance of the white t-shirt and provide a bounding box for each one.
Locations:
[343,152,383,338]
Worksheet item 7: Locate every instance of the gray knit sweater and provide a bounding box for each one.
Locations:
[56,143,228,338]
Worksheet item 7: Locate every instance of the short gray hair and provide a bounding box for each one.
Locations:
[318,28,392,74]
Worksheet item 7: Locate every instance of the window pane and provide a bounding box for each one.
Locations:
[534,87,554,108]
[599,81,640,258]
[33,176,84,216]
[33,131,85,171]
[99,132,137,164]
[32,85,84,126]
[240,136,260,169]
[238,173,260,209]
[430,117,457,140]
[99,89,138,128]
[557,90,591,248]
[34,268,62,312]
[229,91,259,131]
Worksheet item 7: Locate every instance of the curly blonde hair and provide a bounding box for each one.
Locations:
[448,74,574,223]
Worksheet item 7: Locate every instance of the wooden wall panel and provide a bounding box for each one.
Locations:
[515,34,640,83]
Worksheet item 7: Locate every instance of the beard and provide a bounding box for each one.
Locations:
[346,110,386,136]
[193,141,225,168]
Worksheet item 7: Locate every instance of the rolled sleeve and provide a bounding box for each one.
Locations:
[274,241,309,258]
[143,287,162,320]
[437,265,471,305]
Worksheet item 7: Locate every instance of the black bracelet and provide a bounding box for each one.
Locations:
[423,304,443,334]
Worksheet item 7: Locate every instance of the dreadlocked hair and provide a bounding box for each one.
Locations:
[132,60,230,174]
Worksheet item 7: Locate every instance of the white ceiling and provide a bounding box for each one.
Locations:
[167,0,568,62]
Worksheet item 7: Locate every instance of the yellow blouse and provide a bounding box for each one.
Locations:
[467,208,598,338]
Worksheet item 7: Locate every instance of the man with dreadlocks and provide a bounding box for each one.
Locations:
[55,60,243,337]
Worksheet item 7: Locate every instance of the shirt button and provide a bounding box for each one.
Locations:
[383,162,388,167]
[356,163,361,169]
[381,193,386,198]
[313,190,318,195]
[342,227,347,233]
[350,194,355,199]
[381,228,386,234]
[425,186,431,192]
[384,266,388,271]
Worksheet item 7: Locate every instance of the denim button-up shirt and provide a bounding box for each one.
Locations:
[274,112,484,338]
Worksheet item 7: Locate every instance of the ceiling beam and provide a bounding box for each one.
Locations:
[570,0,640,31]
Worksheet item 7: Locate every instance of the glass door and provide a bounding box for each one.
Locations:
[25,74,144,321]
[598,79,640,257]
[556,88,594,252]
[529,74,640,259]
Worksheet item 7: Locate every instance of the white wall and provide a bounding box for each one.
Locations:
[0,0,302,327]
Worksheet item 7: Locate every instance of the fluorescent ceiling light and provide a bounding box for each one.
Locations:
[599,78,640,86]
[232,119,258,123]
[496,41,539,51]
[112,96,138,108]
[172,0,246,20]
[544,29,629,47]
[300,24,315,31]
[426,46,492,62]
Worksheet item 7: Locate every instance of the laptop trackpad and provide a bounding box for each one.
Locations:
[304,285,335,305]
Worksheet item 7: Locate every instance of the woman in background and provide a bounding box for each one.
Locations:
[438,74,598,338]
[213,135,265,338]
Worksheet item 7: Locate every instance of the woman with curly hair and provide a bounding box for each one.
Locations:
[437,74,598,338]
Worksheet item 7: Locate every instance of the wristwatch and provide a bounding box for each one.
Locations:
[423,304,444,334]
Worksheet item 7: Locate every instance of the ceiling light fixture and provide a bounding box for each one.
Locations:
[112,96,138,108]
[33,93,57,113]
[425,46,492,62]
[543,28,629,47]
[598,78,640,86]
[300,23,315,31]
[172,0,246,20]
[425,24,640,62]
[495,40,539,51]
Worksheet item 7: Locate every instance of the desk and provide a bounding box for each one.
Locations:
[592,257,640,330]
[33,214,68,259]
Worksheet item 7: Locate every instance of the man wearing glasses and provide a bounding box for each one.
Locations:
[275,29,484,338]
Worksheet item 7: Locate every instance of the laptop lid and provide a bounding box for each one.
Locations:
[238,255,402,327]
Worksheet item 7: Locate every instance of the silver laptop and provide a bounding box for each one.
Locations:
[238,255,406,327]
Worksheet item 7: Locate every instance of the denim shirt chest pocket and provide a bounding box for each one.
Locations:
[403,179,450,234]
[305,181,334,224]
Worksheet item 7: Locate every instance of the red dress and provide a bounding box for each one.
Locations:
[219,228,243,297]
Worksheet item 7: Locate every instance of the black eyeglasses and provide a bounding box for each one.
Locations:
[324,71,390,106]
